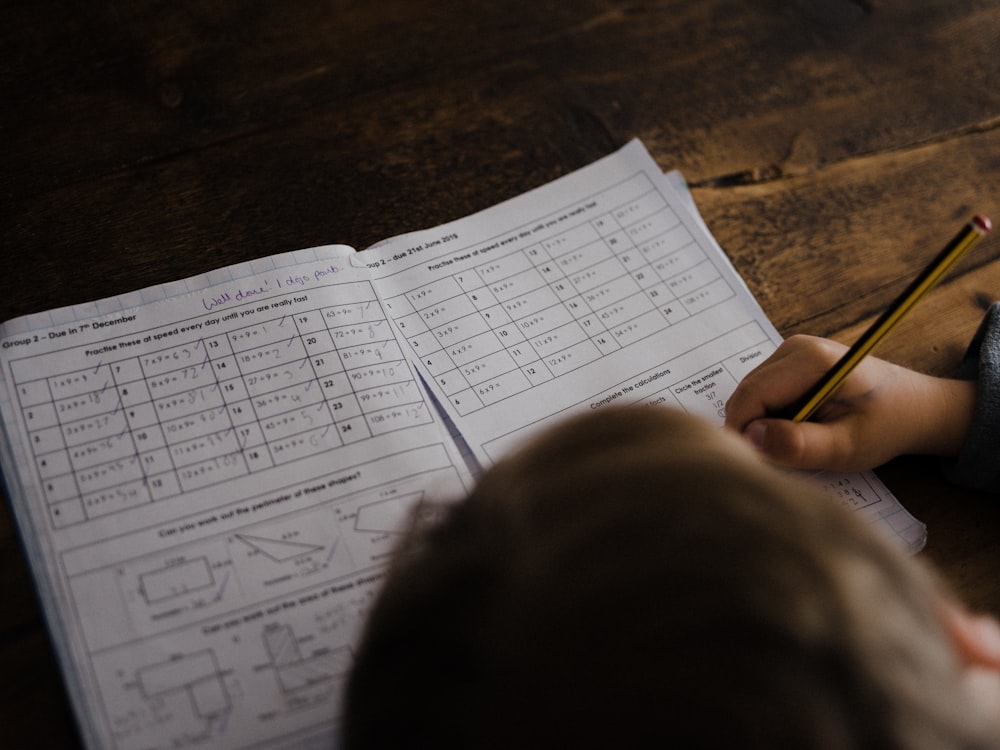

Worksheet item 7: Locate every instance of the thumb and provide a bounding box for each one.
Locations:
[742,418,843,471]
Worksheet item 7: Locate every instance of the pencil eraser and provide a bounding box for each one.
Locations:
[973,215,992,233]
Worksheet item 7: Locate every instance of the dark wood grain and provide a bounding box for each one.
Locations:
[4,1,1000,746]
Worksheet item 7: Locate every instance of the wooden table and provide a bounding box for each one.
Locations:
[4,2,1000,746]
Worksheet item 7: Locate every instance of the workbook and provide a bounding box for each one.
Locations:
[0,140,924,750]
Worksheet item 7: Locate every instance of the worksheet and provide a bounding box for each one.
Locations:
[360,140,926,550]
[0,139,925,750]
[0,248,473,750]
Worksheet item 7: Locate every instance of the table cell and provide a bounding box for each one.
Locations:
[286,310,326,334]
[30,425,66,455]
[49,364,112,401]
[479,303,512,329]
[476,251,532,285]
[41,472,79,504]
[609,310,669,346]
[394,311,430,339]
[50,498,86,528]
[419,295,477,326]
[83,479,152,518]
[137,447,173,477]
[321,298,383,327]
[515,303,574,338]
[659,301,692,326]
[417,350,454,376]
[328,319,392,348]
[177,451,248,492]
[679,277,734,314]
[641,224,696,264]
[407,277,463,310]
[454,271,485,293]
[153,385,226,422]
[474,370,531,405]
[543,223,600,256]
[612,189,667,225]
[625,207,681,246]
[338,340,402,370]
[582,274,642,309]
[261,403,334,442]
[225,399,255,426]
[544,339,602,377]
[268,424,341,463]
[553,239,611,276]
[327,392,363,420]
[62,410,129,449]
[347,359,412,391]
[382,293,415,317]
[244,359,315,398]
[227,320,297,353]
[23,401,58,430]
[432,368,468,396]
[78,455,145,494]
[14,378,52,408]
[170,428,243,468]
[36,450,71,479]
[252,380,325,419]
[722,341,777,383]
[467,285,499,311]
[433,314,492,350]
[568,257,626,294]
[147,362,217,400]
[487,268,546,303]
[445,331,505,367]
[163,407,229,444]
[366,401,432,435]
[69,432,137,470]
[590,213,621,237]
[670,364,738,423]
[522,360,553,386]
[147,470,182,501]
[448,387,483,417]
[235,337,308,375]
[335,415,371,444]
[54,388,114,425]
[592,333,621,355]
[356,380,422,413]
[507,342,540,366]
[596,291,655,329]
[140,343,208,378]
[530,321,587,359]
[459,350,518,386]
[243,446,275,473]
[310,351,345,378]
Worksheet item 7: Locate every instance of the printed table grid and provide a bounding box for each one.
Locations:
[15,288,432,530]
[391,181,736,416]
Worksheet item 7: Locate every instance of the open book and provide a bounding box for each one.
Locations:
[0,140,924,750]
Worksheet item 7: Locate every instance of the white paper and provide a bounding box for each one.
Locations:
[360,140,925,550]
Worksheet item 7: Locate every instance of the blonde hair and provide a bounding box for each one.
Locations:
[343,406,996,749]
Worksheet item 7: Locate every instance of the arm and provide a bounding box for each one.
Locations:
[724,334,977,473]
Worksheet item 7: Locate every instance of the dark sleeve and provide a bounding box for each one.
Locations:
[945,302,1000,493]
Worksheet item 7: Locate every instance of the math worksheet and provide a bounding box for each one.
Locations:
[0,139,924,750]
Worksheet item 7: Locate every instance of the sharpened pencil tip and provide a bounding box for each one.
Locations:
[973,215,992,233]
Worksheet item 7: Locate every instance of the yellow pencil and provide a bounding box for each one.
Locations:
[786,215,991,423]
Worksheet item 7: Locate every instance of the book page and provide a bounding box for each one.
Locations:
[0,245,472,750]
[360,140,926,552]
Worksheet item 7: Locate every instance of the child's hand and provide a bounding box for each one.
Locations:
[724,335,977,472]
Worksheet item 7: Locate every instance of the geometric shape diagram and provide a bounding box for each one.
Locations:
[354,492,423,535]
[233,533,324,562]
[136,649,231,718]
[263,625,352,693]
[140,557,215,604]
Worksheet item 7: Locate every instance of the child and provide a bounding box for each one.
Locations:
[340,405,1000,748]
[725,303,1000,492]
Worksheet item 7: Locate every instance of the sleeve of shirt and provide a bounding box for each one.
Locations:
[945,302,1000,493]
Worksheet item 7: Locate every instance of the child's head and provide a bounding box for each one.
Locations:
[342,406,1000,749]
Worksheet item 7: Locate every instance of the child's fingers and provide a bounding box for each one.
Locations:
[742,418,856,472]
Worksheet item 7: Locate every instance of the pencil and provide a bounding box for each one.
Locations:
[785,215,992,423]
